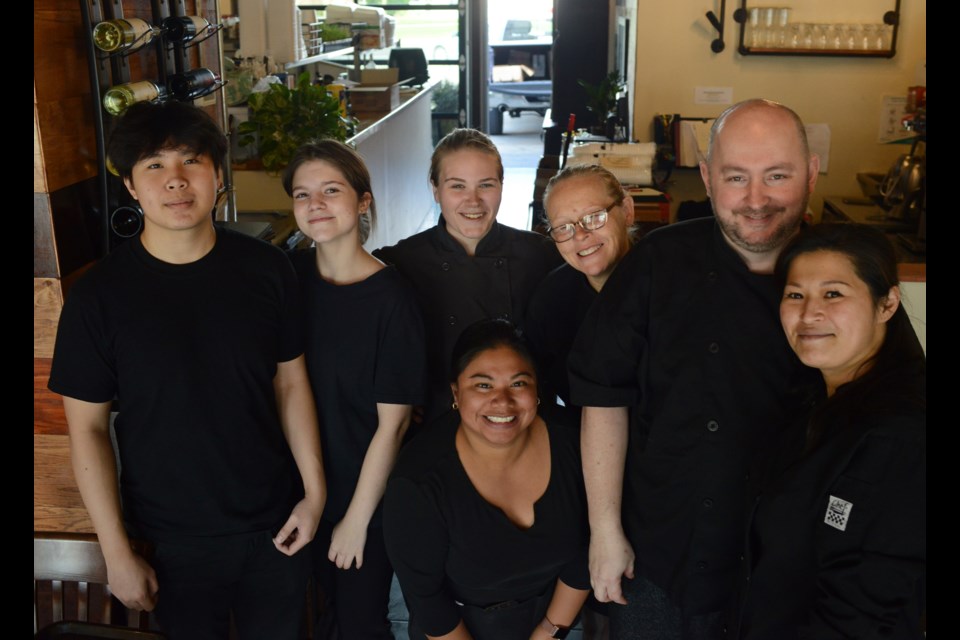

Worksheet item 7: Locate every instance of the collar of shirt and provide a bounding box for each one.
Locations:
[435,218,507,257]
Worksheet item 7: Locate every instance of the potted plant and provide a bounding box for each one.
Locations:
[238,71,357,174]
[577,71,625,134]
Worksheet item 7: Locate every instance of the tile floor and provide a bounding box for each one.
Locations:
[490,111,547,232]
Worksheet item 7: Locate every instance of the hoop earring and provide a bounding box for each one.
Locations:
[537,398,541,406]
[451,401,459,410]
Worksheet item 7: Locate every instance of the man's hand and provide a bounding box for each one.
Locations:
[274,496,322,556]
[105,551,159,612]
[588,528,635,605]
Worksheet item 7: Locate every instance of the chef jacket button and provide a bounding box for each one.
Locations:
[441,262,451,271]
[708,342,720,354]
[739,555,745,561]
[494,258,505,268]
[697,561,708,570]
[706,420,719,432]
[707,270,718,282]
[702,498,714,508]
[448,315,457,326]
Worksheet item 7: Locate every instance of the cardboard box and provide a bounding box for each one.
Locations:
[492,64,534,83]
[360,68,399,84]
[350,69,401,114]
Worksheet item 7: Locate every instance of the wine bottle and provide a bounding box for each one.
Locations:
[161,16,212,42]
[103,80,168,116]
[167,68,220,101]
[92,18,160,53]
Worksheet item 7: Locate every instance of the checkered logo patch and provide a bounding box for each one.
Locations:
[824,495,853,531]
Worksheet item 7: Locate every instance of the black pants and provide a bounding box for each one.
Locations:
[313,521,395,640]
[152,529,312,640]
[608,575,725,640]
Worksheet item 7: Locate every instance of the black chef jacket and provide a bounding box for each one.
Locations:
[525,262,598,417]
[375,219,561,423]
[567,217,815,615]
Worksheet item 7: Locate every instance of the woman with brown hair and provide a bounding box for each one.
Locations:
[284,139,427,639]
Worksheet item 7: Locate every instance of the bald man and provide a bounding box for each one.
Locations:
[567,99,820,639]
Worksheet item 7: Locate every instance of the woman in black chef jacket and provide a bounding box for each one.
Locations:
[374,129,561,426]
[525,164,636,419]
[736,223,925,639]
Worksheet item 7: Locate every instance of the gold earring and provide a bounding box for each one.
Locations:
[537,398,541,406]
[451,401,459,410]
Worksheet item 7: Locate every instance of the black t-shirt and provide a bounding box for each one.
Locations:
[382,411,590,638]
[290,251,426,525]
[48,228,304,542]
[374,220,562,423]
[525,262,598,416]
[568,218,816,615]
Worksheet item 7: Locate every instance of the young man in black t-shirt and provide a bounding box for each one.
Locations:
[48,101,326,639]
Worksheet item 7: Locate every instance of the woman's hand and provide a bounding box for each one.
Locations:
[328,514,369,569]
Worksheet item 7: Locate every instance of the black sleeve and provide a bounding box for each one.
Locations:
[383,476,462,637]
[800,422,926,638]
[567,244,649,408]
[47,281,117,403]
[374,280,427,406]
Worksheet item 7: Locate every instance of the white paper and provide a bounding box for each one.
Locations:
[694,86,733,105]
[877,95,911,144]
[804,123,830,174]
[678,120,714,167]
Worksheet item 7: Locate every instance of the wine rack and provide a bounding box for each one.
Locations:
[80,0,232,254]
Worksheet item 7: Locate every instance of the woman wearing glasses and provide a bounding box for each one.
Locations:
[526,165,636,415]
[375,128,561,426]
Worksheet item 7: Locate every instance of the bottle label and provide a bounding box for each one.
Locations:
[93,17,156,52]
[103,81,162,116]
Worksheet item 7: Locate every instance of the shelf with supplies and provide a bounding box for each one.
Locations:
[734,0,901,58]
[285,47,356,71]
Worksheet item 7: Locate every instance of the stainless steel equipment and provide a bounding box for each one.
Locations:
[875,139,925,224]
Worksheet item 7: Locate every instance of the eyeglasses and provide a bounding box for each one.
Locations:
[547,204,616,243]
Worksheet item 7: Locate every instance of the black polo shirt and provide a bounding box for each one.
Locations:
[568,217,814,615]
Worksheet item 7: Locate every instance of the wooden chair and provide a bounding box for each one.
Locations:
[34,532,164,638]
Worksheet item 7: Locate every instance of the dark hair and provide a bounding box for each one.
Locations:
[281,139,377,244]
[449,318,537,383]
[775,223,926,447]
[429,128,504,187]
[107,101,227,183]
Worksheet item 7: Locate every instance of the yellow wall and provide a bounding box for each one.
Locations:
[630,1,926,216]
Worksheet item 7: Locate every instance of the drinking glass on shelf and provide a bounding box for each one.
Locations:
[763,6,776,46]
[748,7,763,47]
[879,23,893,50]
[819,24,835,50]
[860,24,875,50]
[788,23,804,49]
[844,24,860,50]
[775,7,791,47]
[802,23,815,49]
